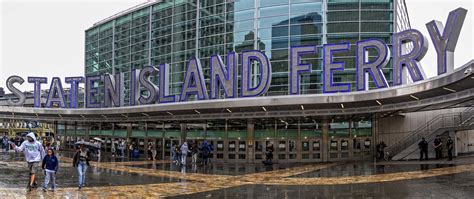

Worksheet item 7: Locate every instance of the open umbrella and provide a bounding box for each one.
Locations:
[75,141,100,149]
[93,137,105,143]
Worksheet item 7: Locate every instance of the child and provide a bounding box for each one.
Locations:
[42,148,59,191]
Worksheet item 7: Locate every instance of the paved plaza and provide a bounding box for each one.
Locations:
[1,151,474,198]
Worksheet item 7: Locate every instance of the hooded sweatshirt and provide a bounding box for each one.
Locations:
[180,142,189,155]
[14,132,46,163]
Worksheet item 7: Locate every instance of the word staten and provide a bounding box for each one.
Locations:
[4,8,467,108]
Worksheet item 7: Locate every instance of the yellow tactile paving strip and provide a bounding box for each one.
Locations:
[1,157,474,198]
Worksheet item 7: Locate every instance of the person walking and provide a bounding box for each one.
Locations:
[147,145,153,160]
[118,140,125,157]
[41,148,59,192]
[151,146,157,161]
[191,142,199,164]
[171,144,177,163]
[376,141,387,160]
[111,140,116,157]
[264,142,274,165]
[200,140,211,166]
[446,136,454,161]
[10,132,46,191]
[56,140,61,151]
[433,135,443,159]
[73,144,91,189]
[418,137,428,161]
[2,134,9,154]
[180,142,189,165]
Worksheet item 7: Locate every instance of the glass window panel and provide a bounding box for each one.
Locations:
[361,22,392,32]
[229,0,255,11]
[290,24,322,35]
[228,9,255,22]
[258,15,289,28]
[290,13,322,24]
[327,22,359,33]
[260,0,288,7]
[361,11,392,21]
[290,2,322,13]
[328,2,359,11]
[327,11,359,22]
[260,5,289,18]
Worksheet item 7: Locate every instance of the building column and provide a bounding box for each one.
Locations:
[322,119,329,162]
[247,119,255,163]
[180,123,187,143]
[224,120,229,162]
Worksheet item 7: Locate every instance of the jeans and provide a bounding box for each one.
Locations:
[77,161,87,186]
[192,153,198,163]
[172,152,177,162]
[3,143,8,153]
[181,153,187,165]
[43,170,56,190]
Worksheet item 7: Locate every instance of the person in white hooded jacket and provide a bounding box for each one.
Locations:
[180,142,190,165]
[10,132,46,191]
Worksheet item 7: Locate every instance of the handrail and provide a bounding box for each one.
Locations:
[387,107,474,158]
[397,114,474,160]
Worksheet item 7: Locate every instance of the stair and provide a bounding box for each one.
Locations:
[386,107,474,161]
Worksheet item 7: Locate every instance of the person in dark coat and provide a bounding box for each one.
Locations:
[42,148,59,191]
[418,137,428,161]
[433,135,443,159]
[446,136,454,161]
[263,143,274,165]
[376,141,387,160]
[73,144,91,189]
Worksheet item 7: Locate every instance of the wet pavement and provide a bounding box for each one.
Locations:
[131,162,312,176]
[293,162,456,177]
[0,153,177,189]
[1,150,474,198]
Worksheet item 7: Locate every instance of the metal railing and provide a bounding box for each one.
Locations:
[386,107,474,158]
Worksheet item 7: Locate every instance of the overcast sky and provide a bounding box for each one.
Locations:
[0,0,473,92]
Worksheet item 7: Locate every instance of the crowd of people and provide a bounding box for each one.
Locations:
[4,131,458,192]
[170,140,214,166]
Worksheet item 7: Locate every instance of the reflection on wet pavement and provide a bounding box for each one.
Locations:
[171,171,474,199]
[293,162,456,177]
[131,162,314,176]
[0,155,177,189]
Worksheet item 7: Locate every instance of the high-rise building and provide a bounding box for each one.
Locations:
[85,0,410,103]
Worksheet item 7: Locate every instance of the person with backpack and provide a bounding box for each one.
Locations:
[10,132,46,191]
[73,144,91,189]
[42,148,59,192]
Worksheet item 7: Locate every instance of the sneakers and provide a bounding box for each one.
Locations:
[78,184,85,190]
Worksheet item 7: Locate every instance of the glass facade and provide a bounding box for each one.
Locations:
[85,0,409,102]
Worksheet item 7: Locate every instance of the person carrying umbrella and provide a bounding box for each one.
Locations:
[73,144,91,189]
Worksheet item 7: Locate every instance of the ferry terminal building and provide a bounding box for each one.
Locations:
[0,0,473,163]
